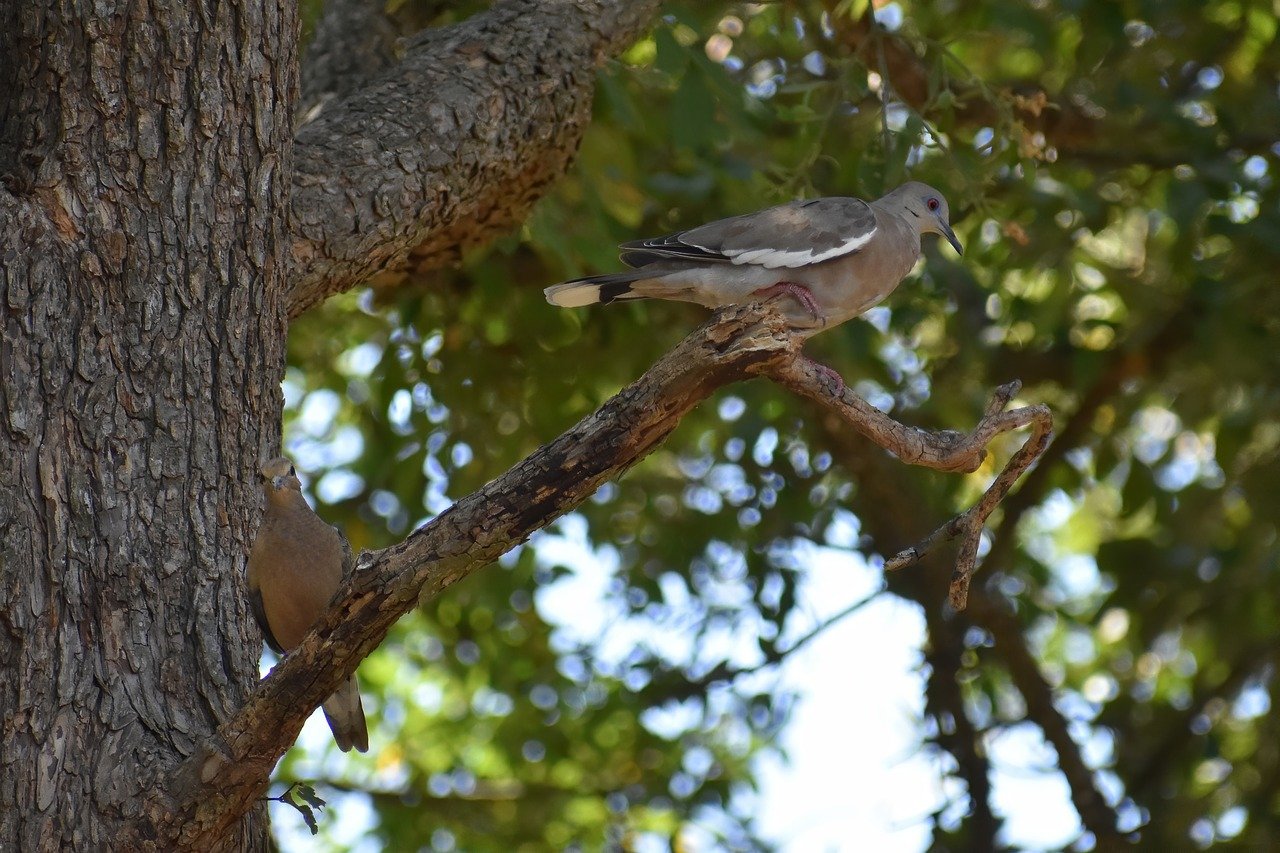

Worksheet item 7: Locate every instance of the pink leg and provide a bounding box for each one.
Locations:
[752,281,822,324]
[805,356,846,396]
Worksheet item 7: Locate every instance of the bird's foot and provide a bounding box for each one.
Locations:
[752,281,822,324]
[805,357,846,396]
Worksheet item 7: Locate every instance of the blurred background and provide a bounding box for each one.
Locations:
[272,0,1280,848]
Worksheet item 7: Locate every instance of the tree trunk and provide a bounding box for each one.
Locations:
[0,0,296,848]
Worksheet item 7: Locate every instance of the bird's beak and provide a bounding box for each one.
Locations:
[937,219,963,255]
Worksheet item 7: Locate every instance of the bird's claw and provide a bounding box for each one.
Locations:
[805,357,846,396]
[752,281,822,324]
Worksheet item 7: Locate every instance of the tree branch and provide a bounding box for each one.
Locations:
[810,403,1116,843]
[297,0,399,126]
[768,361,1054,609]
[142,303,1050,846]
[966,595,1126,845]
[286,0,662,319]
[146,304,796,848]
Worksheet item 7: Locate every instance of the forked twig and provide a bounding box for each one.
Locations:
[764,355,1054,609]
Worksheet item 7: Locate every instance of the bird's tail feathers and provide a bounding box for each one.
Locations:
[323,674,369,753]
[543,270,651,308]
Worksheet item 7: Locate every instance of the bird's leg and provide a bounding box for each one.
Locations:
[804,356,846,396]
[752,281,822,325]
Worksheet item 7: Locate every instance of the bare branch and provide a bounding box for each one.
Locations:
[145,305,797,847]
[287,0,662,318]
[770,361,1044,475]
[883,397,1053,610]
[142,302,1051,845]
[809,393,1114,841]
[768,360,1053,608]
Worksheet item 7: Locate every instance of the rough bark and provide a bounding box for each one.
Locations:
[130,299,1049,845]
[286,0,664,318]
[296,0,399,126]
[145,306,798,847]
[0,0,296,849]
[0,0,668,845]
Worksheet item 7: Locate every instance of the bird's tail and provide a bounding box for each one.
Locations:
[323,674,369,753]
[543,270,651,308]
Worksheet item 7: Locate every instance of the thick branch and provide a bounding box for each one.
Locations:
[145,305,797,848]
[146,303,1051,845]
[287,0,662,318]
[297,0,399,125]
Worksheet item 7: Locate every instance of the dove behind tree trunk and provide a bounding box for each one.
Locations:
[247,457,370,753]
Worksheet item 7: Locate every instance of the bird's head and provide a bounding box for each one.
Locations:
[260,456,302,497]
[895,181,963,255]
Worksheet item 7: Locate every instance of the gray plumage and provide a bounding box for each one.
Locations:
[544,181,962,335]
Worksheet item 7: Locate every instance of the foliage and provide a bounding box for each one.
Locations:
[274,0,1280,849]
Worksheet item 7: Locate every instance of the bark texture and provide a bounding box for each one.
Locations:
[296,0,399,126]
[0,0,666,846]
[0,0,296,848]
[142,301,1048,844]
[287,0,663,318]
[148,306,798,847]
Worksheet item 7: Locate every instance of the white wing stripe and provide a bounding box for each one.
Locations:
[724,227,877,269]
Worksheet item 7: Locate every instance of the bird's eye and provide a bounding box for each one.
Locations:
[288,465,295,476]
[927,198,940,212]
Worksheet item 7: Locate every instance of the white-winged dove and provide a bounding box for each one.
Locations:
[247,457,369,753]
[544,181,961,334]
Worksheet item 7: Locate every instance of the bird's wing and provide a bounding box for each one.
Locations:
[620,197,878,270]
[247,585,285,654]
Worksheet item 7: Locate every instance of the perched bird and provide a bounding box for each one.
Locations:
[247,457,369,753]
[544,182,962,335]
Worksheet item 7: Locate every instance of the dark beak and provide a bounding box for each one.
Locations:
[938,220,963,255]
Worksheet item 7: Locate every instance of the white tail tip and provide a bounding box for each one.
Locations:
[544,282,602,308]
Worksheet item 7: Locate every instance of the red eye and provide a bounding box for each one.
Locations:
[927,198,940,212]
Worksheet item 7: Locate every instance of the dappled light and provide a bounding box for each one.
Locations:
[267,0,1280,849]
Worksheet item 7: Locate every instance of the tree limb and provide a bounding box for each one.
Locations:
[767,361,1053,609]
[286,0,662,319]
[966,596,1127,846]
[810,400,1117,843]
[146,305,797,848]
[143,303,1050,846]
[297,0,399,126]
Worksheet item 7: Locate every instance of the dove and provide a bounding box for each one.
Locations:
[247,457,369,753]
[544,182,961,335]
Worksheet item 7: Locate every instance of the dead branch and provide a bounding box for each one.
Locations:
[146,302,1051,845]
[767,359,1054,609]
